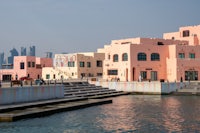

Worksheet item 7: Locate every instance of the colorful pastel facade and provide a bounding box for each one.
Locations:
[42,52,104,80]
[98,25,200,82]
[0,56,53,81]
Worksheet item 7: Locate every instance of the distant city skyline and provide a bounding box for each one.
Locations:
[0,0,200,56]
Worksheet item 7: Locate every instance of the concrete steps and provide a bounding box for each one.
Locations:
[0,81,128,122]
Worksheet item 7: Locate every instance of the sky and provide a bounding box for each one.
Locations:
[0,0,200,57]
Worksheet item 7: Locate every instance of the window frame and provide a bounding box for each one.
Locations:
[137,53,147,61]
[113,54,119,62]
[122,53,128,61]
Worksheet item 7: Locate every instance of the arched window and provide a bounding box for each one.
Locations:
[113,54,118,62]
[137,53,146,61]
[122,53,128,61]
[151,53,160,61]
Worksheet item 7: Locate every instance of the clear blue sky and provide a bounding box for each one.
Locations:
[0,0,200,57]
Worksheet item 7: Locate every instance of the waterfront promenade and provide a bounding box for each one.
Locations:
[0,80,128,122]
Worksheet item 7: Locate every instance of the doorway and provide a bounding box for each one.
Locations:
[185,71,198,81]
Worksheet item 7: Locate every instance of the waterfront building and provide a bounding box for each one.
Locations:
[98,25,200,82]
[42,52,104,80]
[0,56,53,81]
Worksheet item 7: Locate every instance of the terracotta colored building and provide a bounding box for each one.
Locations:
[0,56,53,81]
[99,25,200,82]
[42,52,104,80]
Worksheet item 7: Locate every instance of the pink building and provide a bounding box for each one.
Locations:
[0,56,53,81]
[98,25,200,82]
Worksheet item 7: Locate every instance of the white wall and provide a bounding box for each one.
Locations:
[90,81,183,94]
[0,85,64,105]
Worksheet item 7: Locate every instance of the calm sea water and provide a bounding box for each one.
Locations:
[0,95,200,133]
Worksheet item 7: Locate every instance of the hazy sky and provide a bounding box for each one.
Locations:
[0,0,200,57]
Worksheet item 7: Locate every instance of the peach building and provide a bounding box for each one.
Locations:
[0,56,53,81]
[42,52,104,80]
[99,25,200,82]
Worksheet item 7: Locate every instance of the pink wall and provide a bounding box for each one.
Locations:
[0,56,53,80]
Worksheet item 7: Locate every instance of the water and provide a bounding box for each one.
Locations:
[1,95,200,133]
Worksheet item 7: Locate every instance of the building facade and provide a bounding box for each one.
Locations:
[0,56,53,81]
[42,52,104,80]
[99,25,200,82]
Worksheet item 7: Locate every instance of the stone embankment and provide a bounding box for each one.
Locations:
[0,81,129,122]
[172,82,200,95]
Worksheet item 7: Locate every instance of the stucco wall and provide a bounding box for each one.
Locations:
[90,81,183,94]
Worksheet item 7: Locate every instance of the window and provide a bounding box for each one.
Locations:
[122,53,128,61]
[151,71,158,81]
[189,53,195,59]
[68,61,75,67]
[140,71,147,80]
[28,62,31,68]
[151,53,160,61]
[53,74,56,79]
[157,42,164,45]
[178,53,185,58]
[108,54,110,60]
[20,62,25,69]
[108,70,118,75]
[172,37,175,40]
[97,73,102,76]
[87,62,91,67]
[96,60,102,67]
[32,62,35,67]
[46,74,50,79]
[183,30,190,37]
[113,54,118,62]
[79,62,85,67]
[138,53,147,61]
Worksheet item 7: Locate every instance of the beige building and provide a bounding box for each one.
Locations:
[98,24,200,82]
[42,52,104,80]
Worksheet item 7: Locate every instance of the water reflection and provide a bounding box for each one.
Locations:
[1,95,200,133]
[162,97,184,132]
[96,96,139,132]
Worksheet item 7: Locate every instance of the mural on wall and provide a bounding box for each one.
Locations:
[55,54,76,67]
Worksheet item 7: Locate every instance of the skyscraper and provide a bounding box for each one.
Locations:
[0,52,5,69]
[28,46,36,56]
[8,48,19,64]
[46,52,53,58]
[21,47,27,56]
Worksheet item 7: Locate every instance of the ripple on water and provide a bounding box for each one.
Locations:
[1,95,200,133]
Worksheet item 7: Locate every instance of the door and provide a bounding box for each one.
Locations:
[151,71,157,81]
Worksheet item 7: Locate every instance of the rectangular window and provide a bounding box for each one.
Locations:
[151,71,157,81]
[32,62,35,67]
[183,30,190,37]
[20,62,25,69]
[68,61,75,67]
[96,60,102,67]
[140,71,147,80]
[189,53,195,59]
[87,62,91,67]
[46,74,50,79]
[178,53,185,58]
[79,62,85,67]
[108,54,110,60]
[53,74,56,79]
[108,70,118,75]
[97,73,103,76]
[28,62,31,68]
